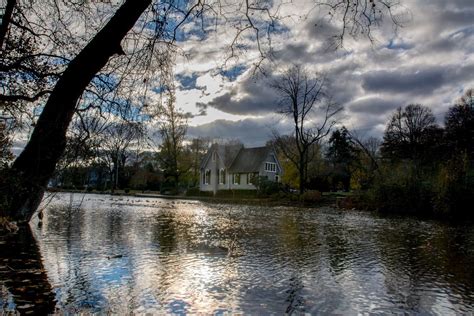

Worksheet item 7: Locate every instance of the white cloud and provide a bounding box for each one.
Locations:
[172,0,473,143]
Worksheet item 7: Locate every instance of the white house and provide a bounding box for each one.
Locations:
[199,143,283,194]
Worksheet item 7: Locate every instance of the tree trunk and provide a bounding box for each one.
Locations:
[2,0,151,222]
[299,157,306,195]
[0,0,16,50]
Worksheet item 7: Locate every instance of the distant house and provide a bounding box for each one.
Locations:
[200,143,283,193]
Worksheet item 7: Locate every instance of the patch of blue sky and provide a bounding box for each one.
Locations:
[79,89,151,123]
[141,0,215,42]
[220,65,247,82]
[386,38,413,50]
[449,25,474,40]
[152,85,167,94]
[269,19,290,35]
[176,73,200,90]
[90,73,118,91]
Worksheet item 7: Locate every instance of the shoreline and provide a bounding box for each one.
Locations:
[45,189,340,208]
[45,190,474,223]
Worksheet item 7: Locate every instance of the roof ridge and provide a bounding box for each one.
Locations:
[228,146,244,170]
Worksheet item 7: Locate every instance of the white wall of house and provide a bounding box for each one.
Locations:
[200,149,218,192]
[200,147,283,193]
[257,152,282,182]
[228,173,258,190]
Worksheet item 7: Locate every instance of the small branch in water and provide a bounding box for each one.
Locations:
[107,254,123,259]
[6,264,16,271]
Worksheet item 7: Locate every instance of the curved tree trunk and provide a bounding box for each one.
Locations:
[2,0,151,222]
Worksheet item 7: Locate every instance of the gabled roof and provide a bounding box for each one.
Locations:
[229,146,270,173]
[200,143,243,169]
[217,144,243,168]
[201,144,278,173]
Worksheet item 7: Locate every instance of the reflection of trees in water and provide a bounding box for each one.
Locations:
[41,205,100,309]
[0,225,55,314]
[38,203,138,311]
[375,220,474,313]
[278,214,312,314]
[14,197,474,314]
[325,228,350,276]
[151,211,177,253]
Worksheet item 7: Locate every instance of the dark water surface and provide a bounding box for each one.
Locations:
[2,193,474,314]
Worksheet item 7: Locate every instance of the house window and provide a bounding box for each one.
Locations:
[219,169,226,184]
[264,162,277,172]
[205,169,211,185]
[275,175,279,183]
[248,173,257,185]
[233,173,240,185]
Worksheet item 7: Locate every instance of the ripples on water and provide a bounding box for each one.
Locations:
[1,193,474,314]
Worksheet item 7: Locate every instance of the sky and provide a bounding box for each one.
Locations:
[166,0,474,147]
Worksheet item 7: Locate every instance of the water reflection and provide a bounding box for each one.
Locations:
[8,193,474,313]
[0,225,55,314]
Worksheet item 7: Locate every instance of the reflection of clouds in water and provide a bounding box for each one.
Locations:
[31,193,474,314]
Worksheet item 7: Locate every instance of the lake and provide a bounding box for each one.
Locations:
[1,193,474,314]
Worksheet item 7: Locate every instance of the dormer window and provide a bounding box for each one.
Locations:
[264,162,277,172]
[212,151,217,161]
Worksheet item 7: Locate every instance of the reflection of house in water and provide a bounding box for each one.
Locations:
[200,143,283,194]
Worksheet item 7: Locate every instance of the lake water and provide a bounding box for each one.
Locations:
[1,193,474,314]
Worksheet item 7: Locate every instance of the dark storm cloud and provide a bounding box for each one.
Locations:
[196,75,280,115]
[188,118,290,146]
[361,64,474,95]
[362,68,444,94]
[348,97,400,115]
[272,42,312,63]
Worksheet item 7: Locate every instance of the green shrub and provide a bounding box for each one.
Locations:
[365,163,434,214]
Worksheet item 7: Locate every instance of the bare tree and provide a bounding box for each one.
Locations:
[272,65,342,194]
[99,121,143,192]
[381,104,441,162]
[155,89,188,193]
[445,89,474,157]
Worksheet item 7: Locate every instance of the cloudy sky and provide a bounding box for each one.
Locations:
[165,0,474,146]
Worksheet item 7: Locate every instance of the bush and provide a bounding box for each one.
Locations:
[160,179,178,195]
[432,156,474,217]
[301,190,322,203]
[364,163,434,214]
[124,188,130,194]
[255,176,281,196]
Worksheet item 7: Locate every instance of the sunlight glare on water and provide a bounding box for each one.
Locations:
[13,193,474,314]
